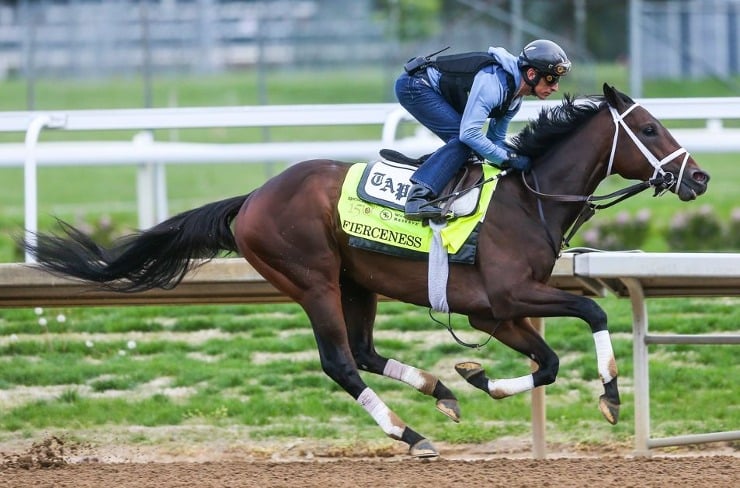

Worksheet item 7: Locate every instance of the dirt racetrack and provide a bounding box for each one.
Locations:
[1,456,739,488]
[1,436,738,488]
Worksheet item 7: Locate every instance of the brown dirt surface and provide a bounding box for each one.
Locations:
[0,435,737,488]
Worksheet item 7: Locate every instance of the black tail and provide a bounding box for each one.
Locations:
[22,194,249,292]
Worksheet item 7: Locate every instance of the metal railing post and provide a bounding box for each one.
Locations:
[381,107,412,145]
[622,278,651,456]
[530,316,547,459]
[23,114,65,263]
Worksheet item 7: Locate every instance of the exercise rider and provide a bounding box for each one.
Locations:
[395,39,572,221]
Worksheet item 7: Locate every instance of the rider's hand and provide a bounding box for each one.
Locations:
[504,153,532,173]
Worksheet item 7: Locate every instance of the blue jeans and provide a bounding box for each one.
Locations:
[394,72,473,195]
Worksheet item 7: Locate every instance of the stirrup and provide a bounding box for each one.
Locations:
[405,184,444,221]
[405,198,446,220]
[404,199,452,221]
[404,205,445,221]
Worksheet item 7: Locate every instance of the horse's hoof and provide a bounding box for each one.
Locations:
[436,398,461,423]
[409,439,439,458]
[454,361,484,380]
[599,394,620,425]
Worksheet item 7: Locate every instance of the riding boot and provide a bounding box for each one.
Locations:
[404,184,445,221]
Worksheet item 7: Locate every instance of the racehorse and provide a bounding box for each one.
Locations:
[23,84,709,458]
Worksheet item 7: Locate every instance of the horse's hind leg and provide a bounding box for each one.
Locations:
[340,275,461,422]
[457,317,560,399]
[235,172,440,456]
[304,290,439,457]
[237,251,438,455]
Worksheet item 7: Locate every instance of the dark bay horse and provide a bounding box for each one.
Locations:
[23,84,709,457]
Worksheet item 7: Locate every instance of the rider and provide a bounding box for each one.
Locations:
[395,39,571,220]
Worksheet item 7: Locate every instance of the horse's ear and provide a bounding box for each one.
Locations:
[603,83,635,109]
[602,83,620,108]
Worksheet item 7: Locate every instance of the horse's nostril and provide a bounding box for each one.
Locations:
[692,171,709,184]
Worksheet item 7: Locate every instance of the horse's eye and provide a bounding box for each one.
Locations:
[642,125,657,136]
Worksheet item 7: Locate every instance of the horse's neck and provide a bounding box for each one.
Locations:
[485,109,615,252]
[538,111,613,197]
[522,110,614,241]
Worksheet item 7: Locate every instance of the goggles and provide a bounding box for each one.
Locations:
[552,62,571,75]
[541,73,560,86]
[539,61,570,85]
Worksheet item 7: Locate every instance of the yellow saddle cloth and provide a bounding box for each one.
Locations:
[337,161,497,262]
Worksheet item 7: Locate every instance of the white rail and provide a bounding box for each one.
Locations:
[573,252,740,455]
[1,97,740,241]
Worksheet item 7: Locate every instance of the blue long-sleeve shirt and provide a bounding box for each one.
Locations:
[425,47,522,165]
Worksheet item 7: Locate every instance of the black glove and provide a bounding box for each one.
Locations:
[504,153,532,172]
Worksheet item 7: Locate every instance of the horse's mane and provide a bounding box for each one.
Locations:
[509,94,604,160]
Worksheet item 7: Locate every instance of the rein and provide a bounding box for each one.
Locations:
[520,170,654,204]
[521,170,668,250]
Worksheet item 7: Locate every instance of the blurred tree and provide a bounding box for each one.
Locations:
[376,0,628,61]
[373,0,443,41]
[517,0,628,61]
[585,0,627,61]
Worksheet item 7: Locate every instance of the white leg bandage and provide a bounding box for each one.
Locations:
[357,387,405,439]
[593,330,617,383]
[488,375,534,399]
[383,359,435,394]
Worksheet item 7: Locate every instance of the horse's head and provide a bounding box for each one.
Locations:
[602,84,710,201]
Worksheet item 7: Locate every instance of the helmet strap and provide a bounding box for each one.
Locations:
[522,68,540,89]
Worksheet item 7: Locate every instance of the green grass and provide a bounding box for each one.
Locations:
[0,66,737,451]
[0,297,736,448]
[4,63,739,112]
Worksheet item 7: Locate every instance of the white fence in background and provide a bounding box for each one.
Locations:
[1,97,740,244]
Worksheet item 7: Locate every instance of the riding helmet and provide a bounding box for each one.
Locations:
[517,39,571,76]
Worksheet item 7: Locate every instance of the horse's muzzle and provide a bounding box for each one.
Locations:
[676,168,710,201]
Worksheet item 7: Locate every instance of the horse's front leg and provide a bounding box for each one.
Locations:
[505,284,620,424]
[463,284,621,424]
[458,317,559,399]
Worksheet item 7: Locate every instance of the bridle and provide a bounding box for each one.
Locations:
[520,100,691,252]
[606,103,690,195]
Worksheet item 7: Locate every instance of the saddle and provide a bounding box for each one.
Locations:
[339,156,499,264]
[378,149,484,218]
